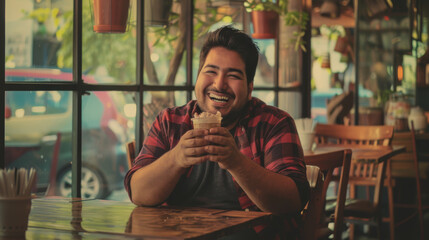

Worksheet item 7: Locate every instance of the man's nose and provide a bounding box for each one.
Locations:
[213,74,227,90]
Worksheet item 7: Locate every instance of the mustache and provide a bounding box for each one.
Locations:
[205,88,234,98]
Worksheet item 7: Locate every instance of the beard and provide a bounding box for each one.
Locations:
[196,87,250,128]
[218,106,245,127]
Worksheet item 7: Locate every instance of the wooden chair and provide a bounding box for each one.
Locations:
[393,121,424,239]
[300,165,325,240]
[305,149,352,240]
[409,121,424,239]
[314,123,395,240]
[126,140,136,169]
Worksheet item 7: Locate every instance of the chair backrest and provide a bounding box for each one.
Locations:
[314,123,394,146]
[314,123,394,209]
[126,140,136,169]
[300,165,324,240]
[304,149,352,240]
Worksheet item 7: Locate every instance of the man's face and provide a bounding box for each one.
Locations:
[195,47,253,127]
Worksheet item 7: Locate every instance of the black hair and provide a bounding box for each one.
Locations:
[198,25,260,84]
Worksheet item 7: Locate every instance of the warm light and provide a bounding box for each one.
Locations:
[397,65,403,81]
[32,106,46,113]
[127,120,134,129]
[124,103,136,118]
[150,53,159,62]
[15,109,25,118]
[50,91,62,103]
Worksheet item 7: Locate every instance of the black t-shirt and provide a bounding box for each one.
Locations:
[168,160,241,210]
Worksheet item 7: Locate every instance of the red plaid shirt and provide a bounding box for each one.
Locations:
[124,98,309,239]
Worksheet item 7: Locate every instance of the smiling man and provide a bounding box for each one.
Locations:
[125,26,309,239]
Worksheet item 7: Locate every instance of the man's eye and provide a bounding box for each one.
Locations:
[205,70,216,75]
[228,74,241,80]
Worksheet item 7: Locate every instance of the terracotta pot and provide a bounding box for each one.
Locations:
[92,0,130,33]
[251,10,278,39]
[334,36,348,54]
[321,53,330,68]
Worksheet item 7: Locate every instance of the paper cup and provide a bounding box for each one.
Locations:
[0,197,32,238]
[191,117,221,130]
[299,132,316,151]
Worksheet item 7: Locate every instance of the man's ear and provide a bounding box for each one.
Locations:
[247,82,254,100]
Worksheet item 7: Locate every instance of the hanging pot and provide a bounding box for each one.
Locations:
[209,0,245,7]
[145,0,173,26]
[251,10,278,39]
[92,0,130,33]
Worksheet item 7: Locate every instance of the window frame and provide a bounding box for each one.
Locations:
[1,0,308,198]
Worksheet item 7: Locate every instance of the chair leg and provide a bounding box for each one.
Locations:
[386,159,395,240]
[377,215,383,240]
[349,223,355,240]
[411,122,424,240]
[387,160,395,240]
[388,184,395,240]
[413,163,424,240]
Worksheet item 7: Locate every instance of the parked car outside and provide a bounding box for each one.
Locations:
[5,68,130,199]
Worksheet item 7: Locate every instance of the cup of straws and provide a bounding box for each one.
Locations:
[295,118,316,151]
[0,168,36,238]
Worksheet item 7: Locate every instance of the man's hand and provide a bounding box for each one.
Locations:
[172,129,211,168]
[203,127,244,169]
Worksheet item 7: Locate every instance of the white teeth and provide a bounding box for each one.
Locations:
[209,93,229,102]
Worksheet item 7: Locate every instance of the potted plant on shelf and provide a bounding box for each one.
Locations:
[245,0,309,51]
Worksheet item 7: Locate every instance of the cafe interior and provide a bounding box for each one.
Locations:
[1,0,429,239]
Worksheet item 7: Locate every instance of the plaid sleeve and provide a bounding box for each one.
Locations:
[263,116,309,208]
[123,111,169,200]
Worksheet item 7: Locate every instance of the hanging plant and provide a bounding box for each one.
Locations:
[244,0,309,51]
[92,0,131,33]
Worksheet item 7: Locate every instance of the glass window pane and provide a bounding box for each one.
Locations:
[310,25,349,123]
[252,90,274,106]
[254,39,275,87]
[5,91,72,197]
[144,1,186,86]
[82,0,137,84]
[357,1,412,118]
[279,91,301,119]
[6,0,73,76]
[193,0,245,85]
[142,91,187,138]
[82,91,132,200]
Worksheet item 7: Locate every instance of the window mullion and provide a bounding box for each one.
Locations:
[72,0,83,198]
[0,0,5,169]
[135,0,144,152]
[186,0,193,102]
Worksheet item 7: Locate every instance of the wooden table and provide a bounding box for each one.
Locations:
[26,197,272,239]
[306,144,406,164]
